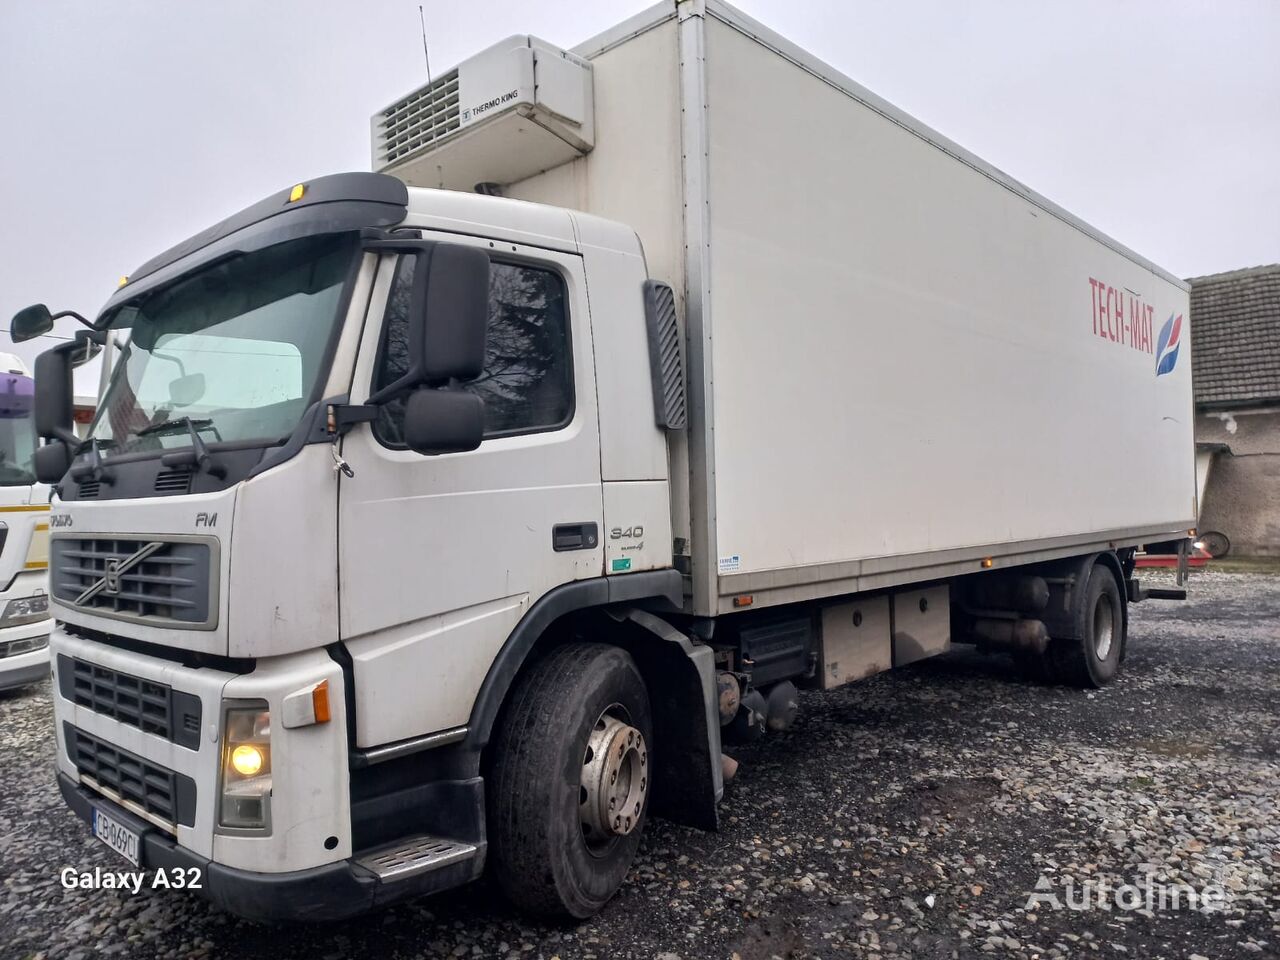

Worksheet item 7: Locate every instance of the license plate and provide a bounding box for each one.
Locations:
[91,807,141,867]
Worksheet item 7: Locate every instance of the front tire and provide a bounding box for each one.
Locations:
[1050,563,1125,688]
[488,642,653,919]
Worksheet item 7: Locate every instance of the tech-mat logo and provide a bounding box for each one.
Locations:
[1088,276,1182,377]
[1154,313,1183,377]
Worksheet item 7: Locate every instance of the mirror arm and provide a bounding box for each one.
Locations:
[49,309,95,330]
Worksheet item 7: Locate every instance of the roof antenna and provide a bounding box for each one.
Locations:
[418,5,433,86]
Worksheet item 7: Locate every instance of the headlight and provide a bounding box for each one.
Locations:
[0,594,49,626]
[219,702,272,832]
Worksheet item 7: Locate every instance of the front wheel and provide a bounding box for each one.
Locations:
[1050,563,1125,688]
[487,642,653,919]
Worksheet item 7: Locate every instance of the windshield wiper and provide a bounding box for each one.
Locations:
[146,416,228,479]
[137,416,215,438]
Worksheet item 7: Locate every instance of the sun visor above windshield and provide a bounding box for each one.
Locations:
[98,172,409,322]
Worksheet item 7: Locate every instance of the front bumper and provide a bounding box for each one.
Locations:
[58,773,482,921]
[0,619,50,691]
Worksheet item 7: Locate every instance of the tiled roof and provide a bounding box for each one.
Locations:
[1187,263,1280,408]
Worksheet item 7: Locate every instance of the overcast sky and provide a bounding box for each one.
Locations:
[1,0,1277,391]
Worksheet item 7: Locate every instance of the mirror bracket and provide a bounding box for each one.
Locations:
[327,403,379,435]
[68,440,114,485]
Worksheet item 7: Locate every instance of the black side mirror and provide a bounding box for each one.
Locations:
[402,387,484,455]
[11,303,94,343]
[34,439,72,484]
[367,241,490,404]
[33,346,76,445]
[33,329,107,484]
[11,304,55,343]
[420,243,490,382]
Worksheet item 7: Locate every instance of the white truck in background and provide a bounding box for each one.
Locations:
[0,352,51,691]
[16,0,1194,922]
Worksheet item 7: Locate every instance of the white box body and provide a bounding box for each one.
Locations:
[380,1,1196,617]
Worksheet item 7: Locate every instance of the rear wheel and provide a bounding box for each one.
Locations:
[488,642,652,919]
[1050,563,1125,688]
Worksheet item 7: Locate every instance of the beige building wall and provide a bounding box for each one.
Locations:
[1197,407,1280,556]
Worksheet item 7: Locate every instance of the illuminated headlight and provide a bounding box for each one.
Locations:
[0,594,49,627]
[219,702,272,832]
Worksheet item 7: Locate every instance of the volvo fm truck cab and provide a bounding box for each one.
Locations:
[22,1,1194,923]
[0,352,52,691]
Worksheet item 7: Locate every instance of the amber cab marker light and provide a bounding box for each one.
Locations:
[312,679,331,724]
[288,183,306,203]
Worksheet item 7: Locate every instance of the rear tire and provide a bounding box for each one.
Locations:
[1050,563,1125,688]
[488,642,652,919]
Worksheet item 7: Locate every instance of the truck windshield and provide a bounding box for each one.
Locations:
[0,373,37,485]
[87,234,357,456]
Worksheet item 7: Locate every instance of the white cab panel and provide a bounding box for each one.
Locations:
[338,238,604,744]
[345,594,528,747]
[575,218,669,483]
[228,444,340,659]
[602,481,672,576]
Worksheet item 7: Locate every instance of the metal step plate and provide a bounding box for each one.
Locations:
[354,835,478,881]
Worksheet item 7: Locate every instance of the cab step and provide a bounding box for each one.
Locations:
[354,834,478,881]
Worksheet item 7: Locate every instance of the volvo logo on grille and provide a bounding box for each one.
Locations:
[75,542,165,607]
[103,559,122,595]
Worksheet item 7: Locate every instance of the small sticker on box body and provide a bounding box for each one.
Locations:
[718,555,741,574]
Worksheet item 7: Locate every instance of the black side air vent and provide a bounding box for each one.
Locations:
[78,480,100,499]
[154,469,193,495]
[642,280,687,431]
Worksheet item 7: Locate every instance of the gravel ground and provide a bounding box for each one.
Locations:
[1,568,1276,960]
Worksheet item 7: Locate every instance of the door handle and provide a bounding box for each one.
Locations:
[552,522,599,552]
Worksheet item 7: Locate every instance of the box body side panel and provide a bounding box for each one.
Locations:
[703,18,1195,590]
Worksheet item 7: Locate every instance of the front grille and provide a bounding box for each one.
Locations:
[65,723,196,828]
[57,655,201,749]
[0,635,47,659]
[50,536,215,628]
[374,69,461,168]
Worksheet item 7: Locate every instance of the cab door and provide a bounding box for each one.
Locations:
[335,235,603,747]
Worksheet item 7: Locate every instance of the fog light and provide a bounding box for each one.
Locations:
[219,702,272,832]
[0,594,49,627]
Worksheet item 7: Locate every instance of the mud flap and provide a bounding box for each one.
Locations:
[612,607,723,830]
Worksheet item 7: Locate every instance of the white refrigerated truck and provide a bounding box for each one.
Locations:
[0,352,52,691]
[18,0,1193,922]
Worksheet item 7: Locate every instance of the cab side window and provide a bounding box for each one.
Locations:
[372,256,574,447]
